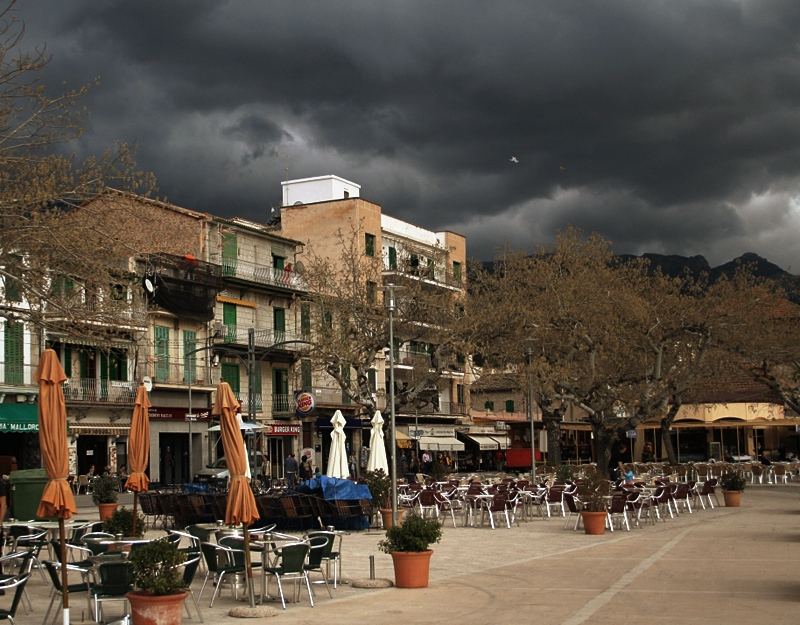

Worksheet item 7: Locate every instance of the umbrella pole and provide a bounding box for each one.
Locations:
[131,491,139,537]
[59,517,70,625]
[242,522,256,607]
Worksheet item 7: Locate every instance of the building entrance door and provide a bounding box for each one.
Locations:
[268,437,285,480]
[159,433,189,485]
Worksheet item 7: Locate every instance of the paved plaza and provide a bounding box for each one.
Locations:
[11,483,799,625]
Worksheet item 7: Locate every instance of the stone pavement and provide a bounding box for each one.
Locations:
[11,484,800,625]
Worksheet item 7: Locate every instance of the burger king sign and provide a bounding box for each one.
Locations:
[295,391,315,416]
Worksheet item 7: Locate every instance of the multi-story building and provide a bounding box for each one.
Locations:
[275,175,471,472]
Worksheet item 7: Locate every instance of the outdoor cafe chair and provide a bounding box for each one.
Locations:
[91,560,134,623]
[772,463,789,484]
[303,535,333,599]
[480,493,513,529]
[562,493,583,531]
[6,529,46,583]
[0,550,35,613]
[175,555,204,623]
[0,573,30,625]
[433,490,461,527]
[544,485,566,518]
[415,489,439,520]
[607,493,630,531]
[670,482,693,514]
[306,530,342,588]
[694,481,716,510]
[42,560,93,625]
[198,542,245,607]
[262,541,313,610]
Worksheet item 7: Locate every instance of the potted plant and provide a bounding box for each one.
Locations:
[128,539,188,625]
[720,471,746,507]
[577,470,610,535]
[555,464,575,483]
[364,469,404,529]
[91,474,120,520]
[103,507,145,539]
[378,513,442,588]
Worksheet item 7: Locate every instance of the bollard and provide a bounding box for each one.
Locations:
[369,555,375,580]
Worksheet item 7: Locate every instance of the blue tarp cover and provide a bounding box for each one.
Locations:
[296,475,372,501]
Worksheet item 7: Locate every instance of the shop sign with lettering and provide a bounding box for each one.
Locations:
[149,407,210,421]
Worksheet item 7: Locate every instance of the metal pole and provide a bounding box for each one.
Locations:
[248,328,256,470]
[188,371,193,484]
[526,345,536,483]
[387,285,398,526]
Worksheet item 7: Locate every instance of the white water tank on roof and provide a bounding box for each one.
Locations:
[281,175,360,206]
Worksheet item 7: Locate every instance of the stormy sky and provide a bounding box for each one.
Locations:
[15,0,800,269]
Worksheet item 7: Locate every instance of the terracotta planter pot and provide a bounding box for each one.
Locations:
[581,511,607,535]
[380,507,406,529]
[127,590,188,625]
[98,503,118,521]
[723,490,742,507]
[391,550,433,588]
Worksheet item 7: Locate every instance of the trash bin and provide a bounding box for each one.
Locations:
[9,468,50,520]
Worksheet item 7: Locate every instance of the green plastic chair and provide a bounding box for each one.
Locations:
[263,541,312,610]
[91,561,133,622]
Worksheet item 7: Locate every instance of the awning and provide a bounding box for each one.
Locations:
[418,436,464,452]
[0,403,38,433]
[490,435,511,449]
[462,433,499,450]
[394,430,414,449]
[69,423,130,436]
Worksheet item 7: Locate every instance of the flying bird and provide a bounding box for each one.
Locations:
[509,156,519,164]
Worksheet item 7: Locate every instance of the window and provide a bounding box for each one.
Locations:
[273,368,289,412]
[222,232,237,276]
[3,321,23,384]
[110,283,127,301]
[4,275,21,302]
[222,362,240,394]
[223,302,237,342]
[344,190,350,198]
[273,307,286,343]
[484,400,495,411]
[272,254,285,270]
[300,303,311,338]
[154,326,170,381]
[505,400,515,413]
[51,274,75,298]
[322,309,333,329]
[452,261,462,283]
[388,246,397,270]
[183,330,196,384]
[301,358,312,390]
[108,349,128,382]
[366,281,377,304]
[368,369,377,393]
[365,233,376,257]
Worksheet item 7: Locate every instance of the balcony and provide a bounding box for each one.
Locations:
[235,394,295,416]
[63,378,136,404]
[218,326,305,352]
[141,359,215,387]
[222,258,304,291]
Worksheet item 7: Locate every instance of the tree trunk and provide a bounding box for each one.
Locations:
[592,425,614,478]
[661,419,678,465]
[542,410,563,466]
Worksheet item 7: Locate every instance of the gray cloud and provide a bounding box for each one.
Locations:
[16,0,800,268]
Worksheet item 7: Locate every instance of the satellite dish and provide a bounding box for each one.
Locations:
[143,277,155,293]
[293,261,304,275]
[142,376,153,392]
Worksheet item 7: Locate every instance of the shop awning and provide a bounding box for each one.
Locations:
[462,433,499,450]
[490,435,511,449]
[394,430,414,449]
[418,436,464,452]
[0,404,38,433]
[68,423,130,436]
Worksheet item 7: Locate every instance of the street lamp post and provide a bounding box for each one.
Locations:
[385,283,399,526]
[526,345,536,484]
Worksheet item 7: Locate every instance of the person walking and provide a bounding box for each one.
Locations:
[284,452,298,488]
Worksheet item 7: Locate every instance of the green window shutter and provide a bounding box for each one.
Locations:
[222,233,237,276]
[63,346,72,377]
[300,304,311,338]
[366,281,376,304]
[367,369,377,393]
[4,275,21,302]
[301,359,312,390]
[221,363,240,394]
[505,399,515,412]
[365,233,375,257]
[3,321,23,384]
[388,246,397,270]
[273,308,285,343]
[79,350,89,379]
[110,350,127,382]
[484,400,494,411]
[183,330,197,384]
[272,254,285,270]
[223,303,237,342]
[154,325,170,380]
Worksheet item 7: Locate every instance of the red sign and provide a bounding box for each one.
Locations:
[295,392,315,415]
[149,406,210,421]
[263,424,301,436]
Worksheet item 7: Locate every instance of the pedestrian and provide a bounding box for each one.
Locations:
[299,455,312,481]
[284,452,298,488]
[421,449,432,474]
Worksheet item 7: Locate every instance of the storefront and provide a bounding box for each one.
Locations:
[148,405,210,484]
[0,403,39,469]
[67,423,130,476]
[262,422,301,479]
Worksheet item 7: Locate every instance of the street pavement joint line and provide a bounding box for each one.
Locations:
[557,526,692,625]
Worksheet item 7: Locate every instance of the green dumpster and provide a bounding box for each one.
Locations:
[9,468,50,520]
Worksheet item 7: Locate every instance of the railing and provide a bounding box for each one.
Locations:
[0,362,37,387]
[141,360,215,386]
[221,258,304,290]
[218,325,304,350]
[63,378,137,403]
[271,394,295,414]
[382,266,463,290]
[234,394,295,415]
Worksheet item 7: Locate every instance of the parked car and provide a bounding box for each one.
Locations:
[194,451,265,485]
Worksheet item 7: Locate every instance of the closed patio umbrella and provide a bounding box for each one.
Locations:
[36,349,77,625]
[326,410,349,478]
[367,410,389,474]
[213,382,259,607]
[125,384,151,536]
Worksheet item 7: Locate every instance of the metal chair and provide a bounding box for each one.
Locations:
[91,560,134,623]
[262,541,313,610]
[176,555,204,622]
[0,573,30,625]
[198,542,244,607]
[303,535,333,599]
[42,560,93,625]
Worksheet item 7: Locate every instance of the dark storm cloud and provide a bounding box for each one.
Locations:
[15,0,800,267]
